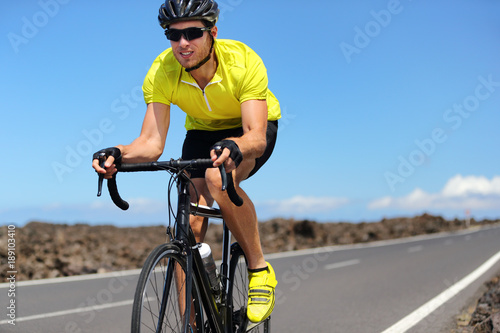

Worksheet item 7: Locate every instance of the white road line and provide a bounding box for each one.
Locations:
[0,299,133,325]
[0,269,141,288]
[324,259,360,270]
[380,249,500,333]
[408,245,423,253]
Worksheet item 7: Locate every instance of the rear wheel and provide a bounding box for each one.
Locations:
[131,243,205,333]
[228,243,270,332]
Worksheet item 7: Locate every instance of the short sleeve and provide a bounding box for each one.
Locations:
[238,49,269,103]
[142,54,172,106]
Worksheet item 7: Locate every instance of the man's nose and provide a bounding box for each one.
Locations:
[179,34,190,46]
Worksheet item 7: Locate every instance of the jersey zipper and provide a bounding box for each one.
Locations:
[181,79,222,112]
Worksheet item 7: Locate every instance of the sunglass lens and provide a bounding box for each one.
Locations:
[165,30,182,41]
[185,28,204,40]
[165,28,206,41]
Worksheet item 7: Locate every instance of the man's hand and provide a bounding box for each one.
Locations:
[210,140,243,174]
[92,147,122,179]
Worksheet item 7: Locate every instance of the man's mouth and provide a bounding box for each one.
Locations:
[180,51,194,58]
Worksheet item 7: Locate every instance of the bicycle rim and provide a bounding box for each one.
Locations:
[228,244,270,333]
[131,243,205,333]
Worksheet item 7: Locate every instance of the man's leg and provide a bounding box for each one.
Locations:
[204,159,266,269]
[189,178,214,243]
[205,159,277,323]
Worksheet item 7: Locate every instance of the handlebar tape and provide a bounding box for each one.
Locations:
[226,172,243,207]
[107,174,129,210]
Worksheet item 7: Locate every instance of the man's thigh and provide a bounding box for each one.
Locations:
[189,178,214,204]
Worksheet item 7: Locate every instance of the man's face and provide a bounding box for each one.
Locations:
[168,20,216,70]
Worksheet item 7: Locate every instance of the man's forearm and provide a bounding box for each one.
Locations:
[231,129,267,160]
[117,137,164,163]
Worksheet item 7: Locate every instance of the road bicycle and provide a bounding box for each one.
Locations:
[96,152,271,333]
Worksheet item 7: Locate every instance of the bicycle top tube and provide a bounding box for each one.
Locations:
[190,203,223,219]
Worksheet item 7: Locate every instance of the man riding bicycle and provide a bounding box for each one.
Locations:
[92,0,280,324]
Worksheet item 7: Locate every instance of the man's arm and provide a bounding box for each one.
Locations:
[211,99,268,172]
[93,102,170,177]
[119,102,170,162]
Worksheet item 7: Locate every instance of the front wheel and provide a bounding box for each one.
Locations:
[131,243,205,333]
[228,243,270,333]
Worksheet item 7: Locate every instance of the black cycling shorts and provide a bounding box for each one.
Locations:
[182,120,278,179]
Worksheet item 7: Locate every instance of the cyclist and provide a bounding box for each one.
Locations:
[92,0,279,324]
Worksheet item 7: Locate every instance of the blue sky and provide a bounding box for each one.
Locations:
[2,0,500,227]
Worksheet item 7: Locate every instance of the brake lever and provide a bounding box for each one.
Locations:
[213,145,228,191]
[212,145,244,206]
[219,165,228,191]
[96,152,106,197]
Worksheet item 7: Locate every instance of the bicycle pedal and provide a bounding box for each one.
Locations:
[233,307,266,332]
[232,307,248,333]
[246,321,258,331]
[246,318,268,332]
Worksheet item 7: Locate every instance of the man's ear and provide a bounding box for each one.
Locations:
[211,26,218,38]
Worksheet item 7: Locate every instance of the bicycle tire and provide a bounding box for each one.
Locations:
[228,243,270,333]
[131,243,205,333]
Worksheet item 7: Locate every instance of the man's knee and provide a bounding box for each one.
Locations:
[205,167,223,191]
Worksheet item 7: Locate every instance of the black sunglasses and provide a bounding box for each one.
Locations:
[165,27,211,42]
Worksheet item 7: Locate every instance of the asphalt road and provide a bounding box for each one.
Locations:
[2,224,500,333]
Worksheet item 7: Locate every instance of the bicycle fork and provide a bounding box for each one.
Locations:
[157,254,194,333]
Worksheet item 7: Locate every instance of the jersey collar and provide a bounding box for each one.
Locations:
[180,41,223,87]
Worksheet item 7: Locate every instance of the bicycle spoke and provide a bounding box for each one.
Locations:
[132,244,205,333]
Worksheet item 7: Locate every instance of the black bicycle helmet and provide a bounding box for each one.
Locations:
[158,0,220,29]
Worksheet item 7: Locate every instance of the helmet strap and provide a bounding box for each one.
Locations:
[185,37,215,73]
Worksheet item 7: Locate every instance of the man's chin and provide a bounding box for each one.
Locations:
[174,55,194,68]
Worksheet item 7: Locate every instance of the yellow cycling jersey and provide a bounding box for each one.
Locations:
[142,39,281,131]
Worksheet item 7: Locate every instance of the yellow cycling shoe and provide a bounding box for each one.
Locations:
[247,262,278,323]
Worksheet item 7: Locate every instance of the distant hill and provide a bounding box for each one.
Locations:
[2,213,498,281]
